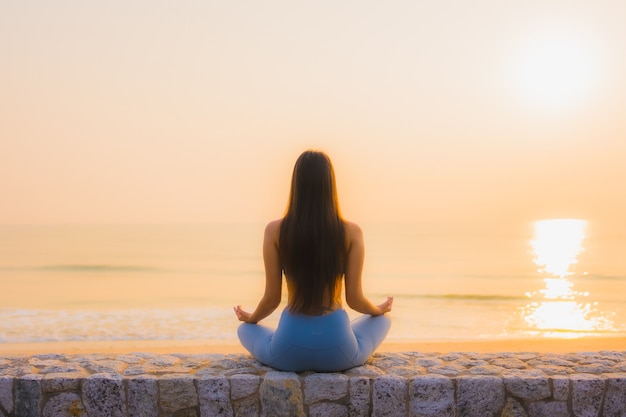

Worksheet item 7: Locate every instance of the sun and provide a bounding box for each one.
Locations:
[511,26,599,112]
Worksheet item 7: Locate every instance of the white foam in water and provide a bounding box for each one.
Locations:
[0,307,239,343]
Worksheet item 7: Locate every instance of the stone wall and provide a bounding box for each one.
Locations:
[1,351,626,416]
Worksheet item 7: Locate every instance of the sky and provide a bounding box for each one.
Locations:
[2,1,626,235]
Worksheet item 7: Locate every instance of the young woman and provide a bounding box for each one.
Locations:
[234,150,392,372]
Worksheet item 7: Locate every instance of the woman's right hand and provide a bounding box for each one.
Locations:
[376,296,394,314]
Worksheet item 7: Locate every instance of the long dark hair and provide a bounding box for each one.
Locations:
[279,151,346,314]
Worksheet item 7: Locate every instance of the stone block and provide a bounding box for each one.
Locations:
[87,360,126,374]
[304,373,348,404]
[602,374,626,417]
[456,375,505,417]
[414,357,443,368]
[551,375,570,401]
[42,373,85,393]
[409,375,454,417]
[16,374,43,417]
[233,395,259,417]
[348,376,370,417]
[42,392,85,417]
[372,375,406,417]
[571,374,605,417]
[0,377,13,415]
[159,375,198,414]
[503,375,550,400]
[230,374,260,400]
[259,372,304,417]
[469,365,505,375]
[82,373,126,417]
[501,398,528,417]
[127,375,158,417]
[309,402,349,417]
[492,358,528,369]
[527,401,569,417]
[147,354,180,367]
[198,375,234,417]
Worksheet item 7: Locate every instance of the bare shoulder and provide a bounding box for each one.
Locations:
[343,220,364,242]
[264,219,282,240]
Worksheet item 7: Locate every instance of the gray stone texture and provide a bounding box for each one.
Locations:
[2,351,626,416]
[0,377,13,415]
[303,373,348,404]
[527,400,569,417]
[503,374,551,400]
[348,376,370,417]
[259,372,304,417]
[42,392,84,417]
[230,374,260,400]
[456,375,505,417]
[158,374,198,414]
[501,398,528,417]
[372,375,406,417]
[127,375,158,417]
[198,375,233,417]
[309,402,349,417]
[603,374,626,417]
[571,374,606,417]
[82,373,126,417]
[409,375,454,417]
[16,374,43,417]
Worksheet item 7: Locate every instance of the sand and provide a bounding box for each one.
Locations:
[0,337,624,356]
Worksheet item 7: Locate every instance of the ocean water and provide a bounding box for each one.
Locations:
[1,222,625,344]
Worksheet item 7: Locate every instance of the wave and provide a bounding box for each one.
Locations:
[0,264,164,273]
[392,293,527,302]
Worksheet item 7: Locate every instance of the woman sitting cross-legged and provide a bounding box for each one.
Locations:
[234,150,392,372]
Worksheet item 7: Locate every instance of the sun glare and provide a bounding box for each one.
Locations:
[531,218,586,278]
[520,219,615,336]
[512,26,599,111]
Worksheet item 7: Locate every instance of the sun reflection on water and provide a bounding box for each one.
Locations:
[521,219,614,337]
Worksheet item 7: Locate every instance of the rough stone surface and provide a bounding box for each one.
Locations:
[42,392,85,417]
[603,374,626,417]
[230,374,261,400]
[409,375,454,417]
[372,375,406,417]
[16,374,43,417]
[127,375,158,417]
[198,375,233,417]
[527,401,569,417]
[308,402,348,417]
[503,373,551,400]
[571,374,606,417]
[259,372,304,417]
[159,374,198,413]
[501,398,528,417]
[0,377,13,415]
[348,376,370,417]
[456,375,505,417]
[303,373,348,404]
[82,373,126,417]
[552,375,570,401]
[2,351,626,416]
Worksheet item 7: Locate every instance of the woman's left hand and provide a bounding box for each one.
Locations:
[234,305,253,323]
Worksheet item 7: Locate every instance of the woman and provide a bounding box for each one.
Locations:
[234,150,392,372]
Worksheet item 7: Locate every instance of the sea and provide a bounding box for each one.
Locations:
[1,221,625,345]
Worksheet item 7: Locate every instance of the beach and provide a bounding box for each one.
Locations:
[1,336,624,356]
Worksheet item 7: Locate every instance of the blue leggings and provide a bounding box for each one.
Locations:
[237,308,391,372]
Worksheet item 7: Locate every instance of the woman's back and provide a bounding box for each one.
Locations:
[235,150,392,372]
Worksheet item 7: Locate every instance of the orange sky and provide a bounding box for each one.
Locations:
[2,1,625,234]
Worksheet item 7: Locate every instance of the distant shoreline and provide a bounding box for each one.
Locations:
[1,336,624,356]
